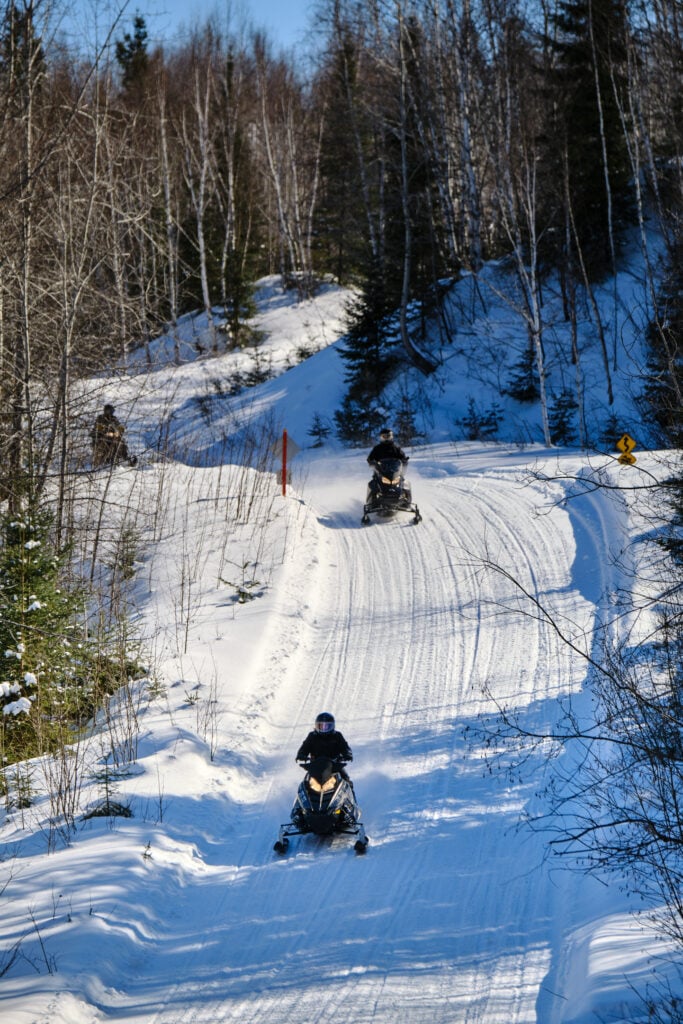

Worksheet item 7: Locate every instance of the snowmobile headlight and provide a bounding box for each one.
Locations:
[308,775,337,793]
[381,474,400,485]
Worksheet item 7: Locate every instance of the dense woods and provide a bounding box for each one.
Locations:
[0,0,679,499]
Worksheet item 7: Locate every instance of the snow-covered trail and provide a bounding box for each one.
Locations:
[96,445,618,1024]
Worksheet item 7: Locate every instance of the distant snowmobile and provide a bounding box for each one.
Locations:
[362,457,421,525]
[274,756,369,855]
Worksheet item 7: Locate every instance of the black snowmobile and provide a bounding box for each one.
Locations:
[274,756,369,855]
[362,457,421,525]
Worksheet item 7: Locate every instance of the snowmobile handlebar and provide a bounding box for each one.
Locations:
[369,457,408,467]
[296,758,349,769]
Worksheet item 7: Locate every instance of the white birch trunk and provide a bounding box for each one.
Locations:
[181,65,217,351]
[158,88,180,362]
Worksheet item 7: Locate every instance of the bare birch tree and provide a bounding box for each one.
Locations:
[178,34,220,350]
[254,36,324,290]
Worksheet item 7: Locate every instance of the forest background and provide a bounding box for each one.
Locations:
[1,0,680,517]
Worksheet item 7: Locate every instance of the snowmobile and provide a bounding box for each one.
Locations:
[362,457,421,525]
[274,756,369,855]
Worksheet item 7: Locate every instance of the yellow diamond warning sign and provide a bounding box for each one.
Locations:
[616,434,637,464]
[616,433,636,454]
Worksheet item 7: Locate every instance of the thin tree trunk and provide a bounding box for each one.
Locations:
[158,88,180,360]
[397,7,437,375]
[564,153,614,406]
[331,5,380,262]
[181,64,217,351]
[587,0,618,368]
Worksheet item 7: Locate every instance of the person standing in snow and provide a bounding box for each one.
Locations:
[91,404,137,468]
[296,712,353,784]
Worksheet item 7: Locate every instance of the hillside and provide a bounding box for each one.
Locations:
[1,274,679,1024]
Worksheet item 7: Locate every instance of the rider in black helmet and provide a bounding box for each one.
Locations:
[367,427,408,465]
[296,712,353,784]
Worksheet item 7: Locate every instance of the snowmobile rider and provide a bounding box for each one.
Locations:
[91,404,137,468]
[367,428,408,466]
[296,712,353,785]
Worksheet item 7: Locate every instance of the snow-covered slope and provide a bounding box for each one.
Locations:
[1,276,677,1023]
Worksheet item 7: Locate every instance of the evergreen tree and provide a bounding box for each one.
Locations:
[548,387,579,445]
[115,13,149,96]
[642,244,683,568]
[316,23,368,283]
[399,13,442,304]
[394,388,424,445]
[334,394,387,446]
[0,0,46,100]
[0,510,129,768]
[334,10,441,440]
[307,412,333,447]
[550,0,635,279]
[505,342,541,403]
[0,509,84,765]
[640,242,683,448]
[335,259,402,442]
[457,396,503,441]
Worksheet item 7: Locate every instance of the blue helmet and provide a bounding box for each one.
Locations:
[315,712,335,733]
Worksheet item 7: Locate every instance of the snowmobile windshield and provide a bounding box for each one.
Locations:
[376,458,402,484]
[306,756,336,785]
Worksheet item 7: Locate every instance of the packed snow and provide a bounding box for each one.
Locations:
[1,271,680,1023]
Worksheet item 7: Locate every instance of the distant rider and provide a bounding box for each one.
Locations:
[296,712,353,785]
[367,427,408,466]
[366,428,408,504]
[91,404,137,468]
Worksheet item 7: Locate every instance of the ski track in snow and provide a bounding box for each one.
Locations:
[80,447,612,1024]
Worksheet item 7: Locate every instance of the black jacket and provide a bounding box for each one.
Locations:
[367,440,408,464]
[296,730,353,763]
[91,412,124,443]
